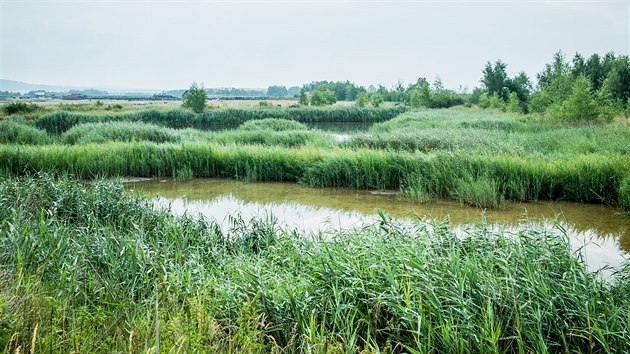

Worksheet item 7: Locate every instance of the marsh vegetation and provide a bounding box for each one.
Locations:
[1,50,629,352]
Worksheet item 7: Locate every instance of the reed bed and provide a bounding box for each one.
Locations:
[238,118,309,131]
[0,143,626,206]
[34,107,407,134]
[0,120,50,145]
[346,109,630,155]
[0,175,628,353]
[3,106,628,208]
[60,121,182,144]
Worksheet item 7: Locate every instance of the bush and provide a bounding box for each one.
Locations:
[182,82,208,113]
[2,101,38,115]
[0,120,49,145]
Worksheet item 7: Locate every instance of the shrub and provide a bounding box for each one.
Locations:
[371,94,383,108]
[2,101,38,115]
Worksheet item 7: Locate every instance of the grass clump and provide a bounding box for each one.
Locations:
[0,175,629,352]
[238,118,308,131]
[0,120,49,145]
[2,101,39,115]
[0,144,627,204]
[61,122,181,145]
[210,130,333,148]
[452,176,506,209]
[35,111,113,134]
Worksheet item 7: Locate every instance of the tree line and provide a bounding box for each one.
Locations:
[474,51,630,121]
[179,50,629,120]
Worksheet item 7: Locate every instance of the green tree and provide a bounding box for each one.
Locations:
[418,83,433,108]
[298,88,309,106]
[488,93,505,110]
[322,90,337,105]
[182,82,207,113]
[599,58,630,106]
[532,52,574,113]
[409,90,422,108]
[355,92,368,107]
[554,75,599,122]
[267,85,288,97]
[505,92,523,113]
[478,94,490,109]
[371,94,383,108]
[310,90,326,106]
[482,60,509,100]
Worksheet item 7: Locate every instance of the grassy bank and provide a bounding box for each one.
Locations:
[0,143,627,205]
[344,108,630,155]
[1,175,628,353]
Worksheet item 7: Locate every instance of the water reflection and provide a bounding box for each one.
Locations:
[127,178,629,270]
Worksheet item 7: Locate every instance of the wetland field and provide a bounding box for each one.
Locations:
[1,103,629,352]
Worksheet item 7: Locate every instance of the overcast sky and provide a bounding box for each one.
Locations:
[1,0,628,91]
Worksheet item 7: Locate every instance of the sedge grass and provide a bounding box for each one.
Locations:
[0,175,628,352]
[0,143,627,206]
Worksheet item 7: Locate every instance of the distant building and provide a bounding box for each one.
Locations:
[23,90,48,99]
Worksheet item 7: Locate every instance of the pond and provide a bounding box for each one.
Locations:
[127,178,629,272]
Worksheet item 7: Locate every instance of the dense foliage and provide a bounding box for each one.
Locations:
[2,101,39,115]
[477,51,630,121]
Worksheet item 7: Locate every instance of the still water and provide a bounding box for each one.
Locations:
[127,178,629,271]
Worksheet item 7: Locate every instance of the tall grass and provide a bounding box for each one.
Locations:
[34,107,407,134]
[208,130,334,148]
[61,122,182,144]
[0,143,627,206]
[1,175,629,352]
[0,120,50,145]
[238,118,308,131]
[12,106,630,208]
[347,109,630,155]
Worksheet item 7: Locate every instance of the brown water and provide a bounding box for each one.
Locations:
[127,178,629,271]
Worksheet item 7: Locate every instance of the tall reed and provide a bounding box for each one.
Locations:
[1,175,628,352]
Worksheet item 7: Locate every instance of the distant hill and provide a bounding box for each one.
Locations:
[1,79,267,97]
[0,79,162,94]
[0,79,83,93]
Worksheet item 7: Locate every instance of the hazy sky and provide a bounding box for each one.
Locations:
[1,0,628,91]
